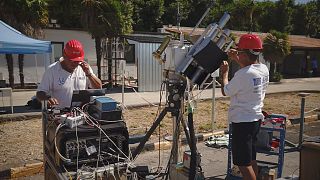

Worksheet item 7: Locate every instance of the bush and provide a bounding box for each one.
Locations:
[271,72,283,82]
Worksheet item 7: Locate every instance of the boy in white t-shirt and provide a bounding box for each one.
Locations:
[37,39,102,108]
[220,34,269,180]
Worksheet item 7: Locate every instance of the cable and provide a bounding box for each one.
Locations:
[63,165,73,180]
[192,78,214,98]
[94,123,130,160]
[75,121,79,177]
[96,128,102,169]
[73,106,131,163]
[127,85,158,107]
[54,123,72,162]
[157,82,165,172]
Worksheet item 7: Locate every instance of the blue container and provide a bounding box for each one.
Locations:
[94,97,117,111]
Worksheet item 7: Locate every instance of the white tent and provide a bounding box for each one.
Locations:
[0,20,52,83]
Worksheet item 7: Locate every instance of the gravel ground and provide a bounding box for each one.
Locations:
[0,92,319,172]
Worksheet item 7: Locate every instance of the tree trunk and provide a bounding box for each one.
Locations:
[18,54,25,88]
[270,62,276,80]
[5,54,14,88]
[95,37,102,80]
[107,38,113,85]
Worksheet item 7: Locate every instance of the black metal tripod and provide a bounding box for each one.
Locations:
[132,78,199,179]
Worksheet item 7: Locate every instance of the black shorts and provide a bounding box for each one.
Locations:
[231,121,261,166]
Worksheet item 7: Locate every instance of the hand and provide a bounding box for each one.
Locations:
[220,61,229,75]
[227,49,239,61]
[48,97,59,107]
[79,62,91,76]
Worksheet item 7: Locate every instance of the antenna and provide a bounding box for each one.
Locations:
[177,2,181,31]
[189,0,215,37]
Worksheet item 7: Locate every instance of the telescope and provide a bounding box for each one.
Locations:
[154,12,234,86]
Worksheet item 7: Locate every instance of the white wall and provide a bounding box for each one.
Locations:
[0,54,47,84]
[43,29,97,66]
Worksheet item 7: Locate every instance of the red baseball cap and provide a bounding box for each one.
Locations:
[63,40,85,62]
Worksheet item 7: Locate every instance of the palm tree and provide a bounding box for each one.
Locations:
[263,30,291,81]
[81,0,133,79]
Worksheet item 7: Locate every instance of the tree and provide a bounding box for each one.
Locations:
[5,55,14,88]
[161,0,190,27]
[254,1,276,32]
[0,0,48,88]
[81,0,133,79]
[273,0,294,33]
[305,1,320,38]
[263,30,291,81]
[132,0,164,31]
[225,0,257,32]
[291,4,308,35]
[47,0,82,28]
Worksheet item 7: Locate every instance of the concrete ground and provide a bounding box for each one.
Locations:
[1,77,319,179]
[0,77,319,110]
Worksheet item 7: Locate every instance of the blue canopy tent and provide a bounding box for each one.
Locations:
[0,20,52,83]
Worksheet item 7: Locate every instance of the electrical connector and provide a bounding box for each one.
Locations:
[65,114,84,128]
[95,166,114,178]
[60,114,67,123]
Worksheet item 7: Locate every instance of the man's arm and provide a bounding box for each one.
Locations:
[36,91,49,101]
[86,74,102,89]
[36,91,59,106]
[80,62,102,89]
[220,61,229,96]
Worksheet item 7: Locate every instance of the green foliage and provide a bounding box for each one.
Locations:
[263,30,291,64]
[291,4,308,35]
[132,0,164,31]
[263,30,291,79]
[161,0,190,27]
[273,0,294,33]
[47,0,82,28]
[255,1,276,32]
[227,0,257,32]
[305,1,320,38]
[271,72,283,82]
[0,0,49,37]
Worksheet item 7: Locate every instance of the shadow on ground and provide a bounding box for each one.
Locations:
[0,105,41,114]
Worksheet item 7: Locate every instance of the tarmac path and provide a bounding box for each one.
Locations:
[1,77,319,179]
[5,77,320,109]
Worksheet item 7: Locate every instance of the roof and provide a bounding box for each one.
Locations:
[164,26,320,50]
[0,20,51,54]
[122,33,168,43]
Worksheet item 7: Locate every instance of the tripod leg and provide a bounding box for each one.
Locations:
[188,112,198,180]
[132,108,168,159]
[181,117,191,148]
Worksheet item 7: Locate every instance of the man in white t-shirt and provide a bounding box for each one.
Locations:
[37,39,102,108]
[220,34,269,180]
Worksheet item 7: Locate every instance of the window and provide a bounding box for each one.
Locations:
[51,42,64,61]
[124,44,135,64]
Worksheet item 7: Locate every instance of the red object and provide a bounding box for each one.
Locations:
[237,34,263,51]
[271,140,279,148]
[63,39,84,61]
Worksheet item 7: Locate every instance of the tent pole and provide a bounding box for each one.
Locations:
[35,54,39,84]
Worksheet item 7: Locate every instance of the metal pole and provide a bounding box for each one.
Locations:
[298,92,310,147]
[189,2,214,37]
[35,54,39,84]
[121,60,125,106]
[212,78,216,132]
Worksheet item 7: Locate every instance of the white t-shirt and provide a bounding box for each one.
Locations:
[224,63,269,123]
[37,59,94,108]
